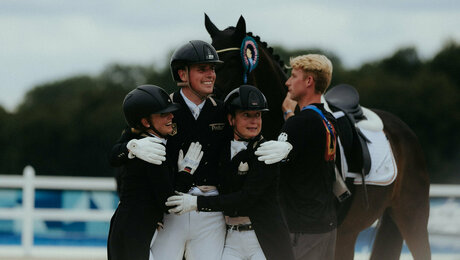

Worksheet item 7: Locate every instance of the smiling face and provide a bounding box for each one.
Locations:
[228,110,262,140]
[179,63,216,98]
[147,112,175,137]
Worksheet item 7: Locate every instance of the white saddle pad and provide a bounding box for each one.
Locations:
[344,128,398,186]
[323,97,397,186]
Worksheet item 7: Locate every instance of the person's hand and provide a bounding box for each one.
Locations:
[127,137,166,165]
[282,92,297,120]
[165,192,197,215]
[178,142,204,175]
[255,137,292,164]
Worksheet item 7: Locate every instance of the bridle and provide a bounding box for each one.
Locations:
[214,36,259,84]
[216,47,240,54]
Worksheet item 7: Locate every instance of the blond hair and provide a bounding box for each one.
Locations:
[289,54,333,93]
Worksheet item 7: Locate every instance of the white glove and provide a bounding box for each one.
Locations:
[165,192,197,215]
[254,140,293,164]
[178,142,204,175]
[126,137,166,165]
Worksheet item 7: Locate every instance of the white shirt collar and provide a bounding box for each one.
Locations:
[230,139,248,159]
[180,89,205,120]
[147,133,167,145]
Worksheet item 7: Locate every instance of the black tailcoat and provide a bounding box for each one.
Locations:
[107,135,174,260]
[166,92,230,186]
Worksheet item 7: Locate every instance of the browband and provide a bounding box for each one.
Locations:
[216,47,240,53]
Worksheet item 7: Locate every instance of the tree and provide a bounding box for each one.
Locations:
[430,40,460,86]
[0,106,16,174]
[380,47,422,77]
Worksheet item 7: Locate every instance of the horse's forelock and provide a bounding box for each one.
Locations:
[211,27,243,51]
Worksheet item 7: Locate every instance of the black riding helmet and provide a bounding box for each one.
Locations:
[224,85,269,114]
[170,40,223,82]
[123,85,180,128]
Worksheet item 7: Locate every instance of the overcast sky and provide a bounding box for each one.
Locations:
[1,0,459,111]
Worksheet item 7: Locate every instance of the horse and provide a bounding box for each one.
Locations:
[204,14,431,260]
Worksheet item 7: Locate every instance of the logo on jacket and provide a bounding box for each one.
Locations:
[209,123,225,131]
[238,162,249,175]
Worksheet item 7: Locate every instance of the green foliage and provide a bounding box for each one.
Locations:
[1,42,458,183]
[430,40,460,86]
[0,106,16,173]
[11,76,123,176]
[380,47,422,77]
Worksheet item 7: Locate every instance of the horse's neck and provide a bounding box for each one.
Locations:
[249,48,287,139]
[252,49,287,95]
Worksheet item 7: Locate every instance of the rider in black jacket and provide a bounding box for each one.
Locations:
[107,85,202,260]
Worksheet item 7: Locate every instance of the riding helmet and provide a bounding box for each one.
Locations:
[170,40,223,82]
[224,85,269,113]
[123,85,180,128]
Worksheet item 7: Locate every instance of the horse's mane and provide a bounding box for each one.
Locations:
[246,32,288,74]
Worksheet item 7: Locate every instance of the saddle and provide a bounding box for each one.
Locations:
[324,84,372,177]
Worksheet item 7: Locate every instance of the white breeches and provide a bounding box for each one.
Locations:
[221,230,266,260]
[150,211,226,260]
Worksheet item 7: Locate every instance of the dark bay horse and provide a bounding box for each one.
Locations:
[205,14,431,260]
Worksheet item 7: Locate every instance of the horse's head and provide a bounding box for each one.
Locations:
[205,14,288,139]
[205,14,247,99]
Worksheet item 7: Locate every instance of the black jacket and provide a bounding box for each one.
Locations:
[166,92,230,186]
[197,136,295,260]
[279,103,338,234]
[107,134,175,260]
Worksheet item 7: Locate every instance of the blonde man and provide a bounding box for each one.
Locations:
[279,54,338,260]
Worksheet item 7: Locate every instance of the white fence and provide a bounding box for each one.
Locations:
[0,166,459,259]
[0,166,116,259]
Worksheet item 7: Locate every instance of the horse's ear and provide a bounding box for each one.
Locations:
[205,13,220,38]
[234,15,247,39]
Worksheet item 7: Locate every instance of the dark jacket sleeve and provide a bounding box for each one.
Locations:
[109,127,136,167]
[197,154,279,214]
[144,162,176,214]
[174,171,194,193]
